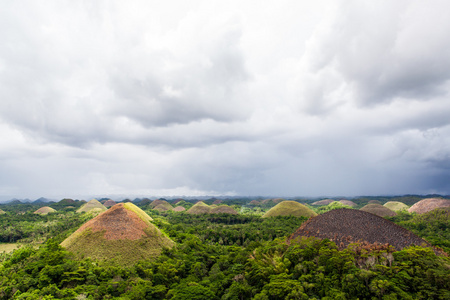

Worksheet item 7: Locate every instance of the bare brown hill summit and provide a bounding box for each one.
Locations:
[408,198,450,214]
[360,204,397,217]
[288,209,441,254]
[61,203,174,265]
[311,199,335,206]
[33,206,56,215]
[103,199,117,207]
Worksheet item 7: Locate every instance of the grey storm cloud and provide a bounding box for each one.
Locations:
[1,0,450,200]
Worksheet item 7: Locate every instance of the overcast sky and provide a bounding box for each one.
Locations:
[1,0,450,201]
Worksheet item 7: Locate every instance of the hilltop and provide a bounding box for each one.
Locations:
[33,206,56,215]
[408,198,450,214]
[61,203,172,266]
[288,209,440,253]
[360,203,396,217]
[76,199,107,213]
[186,201,212,215]
[384,201,409,211]
[262,201,317,218]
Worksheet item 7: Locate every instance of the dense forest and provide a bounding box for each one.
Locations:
[0,197,449,299]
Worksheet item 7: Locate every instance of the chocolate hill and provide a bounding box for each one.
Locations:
[339,200,357,207]
[61,203,173,266]
[76,199,107,213]
[103,200,117,208]
[154,202,174,211]
[368,200,382,205]
[149,199,171,208]
[288,209,436,252]
[212,199,223,205]
[0,209,5,214]
[210,205,238,215]
[311,199,335,206]
[186,201,211,215]
[262,201,317,218]
[249,200,260,205]
[173,206,186,212]
[59,198,76,205]
[360,204,396,217]
[34,206,56,215]
[384,201,409,211]
[408,198,450,214]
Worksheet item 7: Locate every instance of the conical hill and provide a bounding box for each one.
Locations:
[338,200,357,207]
[210,205,238,215]
[61,203,172,266]
[34,206,56,215]
[408,198,450,214]
[150,199,171,208]
[154,202,174,211]
[384,201,409,211]
[311,199,335,206]
[360,204,396,217]
[186,201,211,215]
[76,199,107,213]
[0,209,5,214]
[103,199,117,208]
[262,201,317,218]
[288,209,440,253]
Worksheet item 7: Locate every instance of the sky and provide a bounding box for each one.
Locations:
[1,0,450,201]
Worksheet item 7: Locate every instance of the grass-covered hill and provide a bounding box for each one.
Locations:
[154,202,174,211]
[360,203,397,217]
[311,199,335,206]
[76,199,107,213]
[61,203,172,266]
[384,201,409,211]
[288,208,441,253]
[186,201,212,215]
[33,206,56,215]
[0,208,5,214]
[338,199,357,207]
[210,205,238,215]
[408,198,450,214]
[149,199,171,208]
[262,201,317,218]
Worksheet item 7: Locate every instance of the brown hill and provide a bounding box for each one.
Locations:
[173,206,186,212]
[210,205,239,215]
[59,198,76,205]
[311,199,335,206]
[360,204,396,217]
[339,200,357,207]
[186,201,211,215]
[33,206,56,215]
[212,199,223,205]
[61,203,172,266]
[103,200,117,208]
[288,209,437,253]
[408,198,450,214]
[249,200,260,205]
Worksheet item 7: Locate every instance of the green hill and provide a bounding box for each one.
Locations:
[186,201,211,215]
[76,199,107,213]
[210,205,239,215]
[384,201,409,211]
[262,201,317,218]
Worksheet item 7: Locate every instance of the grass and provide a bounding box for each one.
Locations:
[210,205,238,215]
[384,201,409,211]
[0,243,21,253]
[77,199,107,213]
[262,201,317,218]
[124,202,153,222]
[186,201,211,215]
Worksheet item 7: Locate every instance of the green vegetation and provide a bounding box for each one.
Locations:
[262,201,317,218]
[0,198,448,299]
[384,201,409,211]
